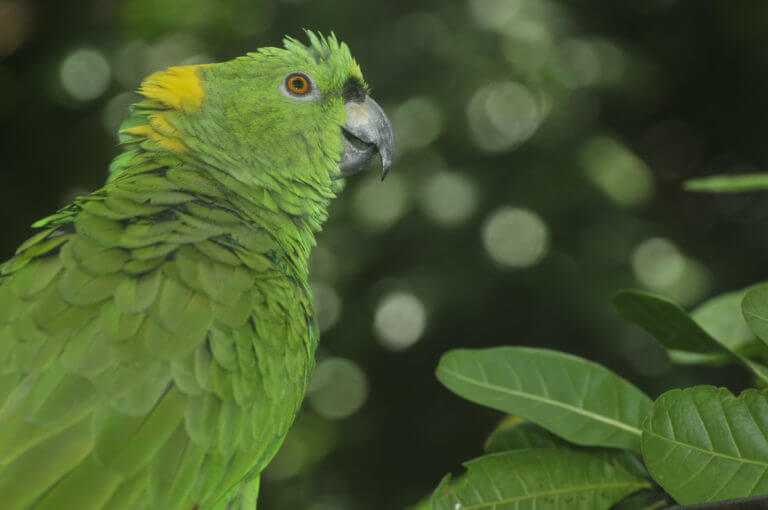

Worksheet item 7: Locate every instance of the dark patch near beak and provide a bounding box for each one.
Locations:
[337,95,395,180]
[342,78,367,103]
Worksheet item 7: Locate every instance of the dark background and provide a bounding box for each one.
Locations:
[3,0,768,508]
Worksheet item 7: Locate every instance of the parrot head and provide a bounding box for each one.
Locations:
[120,31,394,189]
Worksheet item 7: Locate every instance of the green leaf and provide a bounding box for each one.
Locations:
[407,496,432,510]
[667,286,765,365]
[670,495,768,509]
[743,284,768,345]
[609,490,670,510]
[431,449,650,510]
[692,287,757,353]
[485,419,568,452]
[613,290,768,383]
[486,419,649,481]
[613,290,722,354]
[666,350,728,366]
[685,174,768,193]
[642,386,768,504]
[436,347,652,452]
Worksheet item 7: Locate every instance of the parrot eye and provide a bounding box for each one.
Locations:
[280,71,319,102]
[285,72,312,96]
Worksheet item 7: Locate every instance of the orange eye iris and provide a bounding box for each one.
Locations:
[286,73,311,95]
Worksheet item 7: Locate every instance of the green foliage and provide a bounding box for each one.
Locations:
[485,420,649,481]
[436,347,651,452]
[685,174,768,193]
[484,419,567,452]
[742,284,768,344]
[424,282,768,508]
[613,289,768,384]
[432,449,649,510]
[692,288,755,351]
[643,386,768,504]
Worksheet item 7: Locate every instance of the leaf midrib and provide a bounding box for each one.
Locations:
[438,367,643,436]
[458,480,651,509]
[645,430,768,467]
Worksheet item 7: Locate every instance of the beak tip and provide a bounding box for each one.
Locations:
[380,154,392,181]
[340,95,395,181]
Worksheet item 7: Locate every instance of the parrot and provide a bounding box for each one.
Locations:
[0,31,394,509]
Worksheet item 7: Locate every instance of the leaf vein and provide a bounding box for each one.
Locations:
[458,481,650,509]
[644,429,768,467]
[438,366,642,436]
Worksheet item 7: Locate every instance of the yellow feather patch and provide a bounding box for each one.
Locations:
[148,113,182,138]
[122,121,189,153]
[139,64,211,112]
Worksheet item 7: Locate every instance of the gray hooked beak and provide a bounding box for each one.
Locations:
[338,95,395,180]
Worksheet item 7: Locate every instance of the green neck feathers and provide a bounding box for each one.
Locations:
[110,33,368,274]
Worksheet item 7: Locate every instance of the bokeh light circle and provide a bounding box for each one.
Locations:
[392,96,443,152]
[467,81,545,152]
[60,48,111,101]
[632,238,685,288]
[482,207,549,267]
[353,174,409,231]
[374,291,427,351]
[312,282,342,333]
[421,171,478,226]
[308,358,368,420]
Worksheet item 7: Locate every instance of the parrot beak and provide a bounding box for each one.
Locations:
[338,95,395,180]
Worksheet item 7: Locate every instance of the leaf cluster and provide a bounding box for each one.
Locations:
[425,327,768,508]
[419,175,768,510]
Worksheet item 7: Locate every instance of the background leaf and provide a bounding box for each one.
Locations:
[692,287,756,353]
[742,284,768,345]
[486,419,649,481]
[407,496,433,510]
[613,290,768,383]
[672,494,768,509]
[684,174,768,193]
[666,350,728,366]
[619,286,763,366]
[609,490,671,510]
[642,386,768,504]
[436,347,653,452]
[485,418,570,452]
[431,449,650,510]
[613,290,725,355]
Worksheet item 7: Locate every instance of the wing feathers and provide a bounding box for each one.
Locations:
[0,164,314,509]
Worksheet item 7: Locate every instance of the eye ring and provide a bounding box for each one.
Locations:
[285,72,311,96]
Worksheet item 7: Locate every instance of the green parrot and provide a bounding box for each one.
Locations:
[0,31,393,509]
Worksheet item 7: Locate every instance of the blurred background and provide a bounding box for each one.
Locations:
[3,0,768,508]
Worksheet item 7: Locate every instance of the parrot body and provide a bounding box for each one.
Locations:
[0,32,393,509]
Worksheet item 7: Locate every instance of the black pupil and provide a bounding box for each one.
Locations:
[291,77,306,91]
